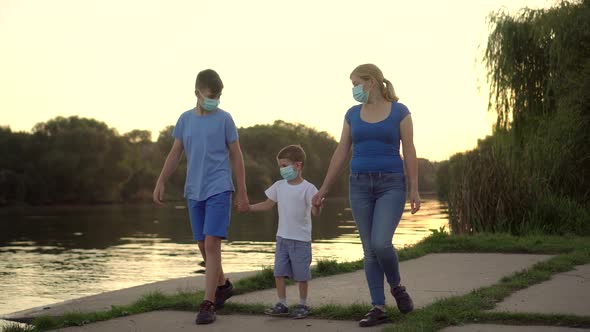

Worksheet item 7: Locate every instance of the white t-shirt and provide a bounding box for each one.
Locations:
[265,179,319,242]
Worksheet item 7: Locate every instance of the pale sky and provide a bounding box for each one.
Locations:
[0,0,554,161]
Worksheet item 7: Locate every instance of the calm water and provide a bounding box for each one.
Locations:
[0,197,447,316]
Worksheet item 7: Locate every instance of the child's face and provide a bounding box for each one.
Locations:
[278,158,302,181]
[195,88,222,100]
[277,158,302,171]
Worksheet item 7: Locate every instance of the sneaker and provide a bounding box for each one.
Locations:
[264,302,289,317]
[359,307,390,327]
[391,285,414,314]
[214,279,234,308]
[290,304,311,319]
[195,300,216,325]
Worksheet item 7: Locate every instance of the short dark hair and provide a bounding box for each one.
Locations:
[195,69,224,95]
[276,145,306,166]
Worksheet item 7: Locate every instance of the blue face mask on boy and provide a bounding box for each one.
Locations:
[197,90,220,111]
[352,84,369,103]
[280,165,298,181]
[201,97,220,111]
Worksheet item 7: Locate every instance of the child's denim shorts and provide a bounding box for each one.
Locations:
[274,236,312,281]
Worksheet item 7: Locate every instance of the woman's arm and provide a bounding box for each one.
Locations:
[312,120,352,206]
[400,115,421,214]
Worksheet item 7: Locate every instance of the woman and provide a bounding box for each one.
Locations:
[312,64,420,327]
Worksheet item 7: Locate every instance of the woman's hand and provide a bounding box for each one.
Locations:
[409,189,421,214]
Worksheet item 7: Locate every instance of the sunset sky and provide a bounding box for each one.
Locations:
[0,0,554,161]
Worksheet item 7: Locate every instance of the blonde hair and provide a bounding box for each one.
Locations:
[350,64,399,102]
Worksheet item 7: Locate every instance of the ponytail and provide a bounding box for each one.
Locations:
[382,78,399,102]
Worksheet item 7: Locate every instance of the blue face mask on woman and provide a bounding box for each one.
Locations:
[280,165,298,181]
[352,84,369,103]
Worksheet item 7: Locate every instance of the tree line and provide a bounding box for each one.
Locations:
[0,118,440,206]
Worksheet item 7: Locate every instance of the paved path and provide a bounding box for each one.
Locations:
[5,253,590,332]
[492,263,590,316]
[230,253,551,308]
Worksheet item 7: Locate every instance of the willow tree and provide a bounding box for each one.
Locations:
[440,0,590,235]
[484,0,589,130]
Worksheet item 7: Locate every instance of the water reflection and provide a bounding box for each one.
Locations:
[0,197,447,315]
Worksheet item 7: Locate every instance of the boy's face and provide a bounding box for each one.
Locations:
[195,87,222,100]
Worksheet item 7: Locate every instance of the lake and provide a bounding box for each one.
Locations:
[0,196,447,316]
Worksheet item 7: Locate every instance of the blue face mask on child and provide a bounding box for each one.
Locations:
[352,84,369,103]
[280,165,298,181]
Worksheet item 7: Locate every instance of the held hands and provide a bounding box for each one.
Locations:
[234,190,250,213]
[409,189,421,214]
[312,189,327,208]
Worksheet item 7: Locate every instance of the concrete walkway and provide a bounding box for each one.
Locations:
[440,324,590,332]
[43,311,385,332]
[230,253,550,308]
[3,253,589,332]
[2,271,256,321]
[492,263,590,316]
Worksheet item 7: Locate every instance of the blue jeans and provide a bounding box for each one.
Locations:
[349,172,406,306]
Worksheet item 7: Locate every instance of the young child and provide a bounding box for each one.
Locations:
[248,145,322,319]
[153,69,249,325]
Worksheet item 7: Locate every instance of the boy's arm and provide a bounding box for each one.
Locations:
[249,198,276,212]
[228,139,249,212]
[153,139,184,205]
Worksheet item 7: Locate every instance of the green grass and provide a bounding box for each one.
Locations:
[233,267,277,294]
[4,232,589,332]
[0,324,34,332]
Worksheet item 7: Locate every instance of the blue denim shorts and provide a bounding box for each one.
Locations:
[274,236,312,281]
[187,191,232,241]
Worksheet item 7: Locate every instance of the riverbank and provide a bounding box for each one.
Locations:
[0,198,448,315]
[2,233,590,331]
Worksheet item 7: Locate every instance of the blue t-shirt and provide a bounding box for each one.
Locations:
[345,102,410,173]
[172,108,239,201]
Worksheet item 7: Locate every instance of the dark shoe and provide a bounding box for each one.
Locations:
[290,304,311,319]
[359,307,390,327]
[195,300,216,324]
[392,285,414,314]
[214,279,234,308]
[264,302,290,317]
